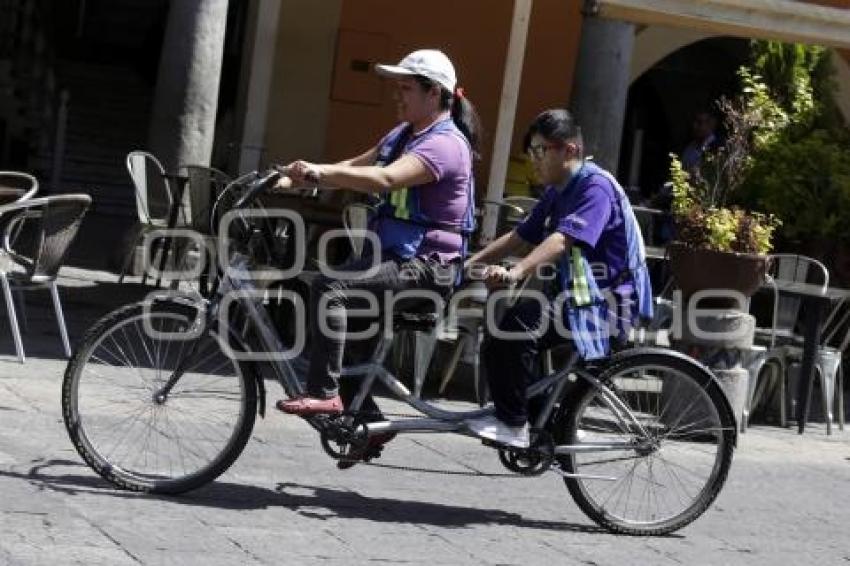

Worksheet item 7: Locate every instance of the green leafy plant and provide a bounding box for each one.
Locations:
[670,154,780,255]
[737,41,850,254]
[668,72,784,256]
[666,40,845,256]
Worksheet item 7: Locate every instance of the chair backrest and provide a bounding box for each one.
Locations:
[768,254,829,332]
[503,196,538,212]
[342,203,376,260]
[126,151,172,224]
[502,195,538,224]
[179,164,231,233]
[481,196,538,238]
[1,195,92,281]
[0,171,38,204]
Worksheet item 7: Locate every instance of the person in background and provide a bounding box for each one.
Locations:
[681,110,720,174]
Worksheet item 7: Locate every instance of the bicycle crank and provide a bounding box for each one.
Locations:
[496,429,555,476]
[317,415,368,460]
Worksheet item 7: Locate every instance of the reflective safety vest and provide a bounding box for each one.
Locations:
[371,119,476,279]
[555,162,654,360]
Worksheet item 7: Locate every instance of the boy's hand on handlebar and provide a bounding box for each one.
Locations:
[483,265,521,290]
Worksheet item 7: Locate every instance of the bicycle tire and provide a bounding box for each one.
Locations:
[555,351,735,535]
[62,301,257,494]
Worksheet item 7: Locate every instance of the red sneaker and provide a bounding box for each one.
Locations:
[276,395,343,415]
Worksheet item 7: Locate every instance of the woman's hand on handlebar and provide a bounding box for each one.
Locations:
[285,160,322,185]
[272,172,295,192]
[269,164,316,197]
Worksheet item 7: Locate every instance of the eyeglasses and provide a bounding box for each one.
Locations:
[527,143,561,160]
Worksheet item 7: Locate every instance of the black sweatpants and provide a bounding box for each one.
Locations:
[306,254,455,411]
[482,298,568,427]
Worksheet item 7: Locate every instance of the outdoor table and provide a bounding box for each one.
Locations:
[768,281,850,433]
[633,206,668,243]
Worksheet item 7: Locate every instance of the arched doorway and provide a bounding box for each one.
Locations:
[619,29,850,203]
[617,36,750,202]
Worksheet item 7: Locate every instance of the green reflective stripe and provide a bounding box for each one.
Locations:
[571,247,592,306]
[390,187,411,220]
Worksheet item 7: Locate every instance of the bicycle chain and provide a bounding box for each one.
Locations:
[319,410,561,478]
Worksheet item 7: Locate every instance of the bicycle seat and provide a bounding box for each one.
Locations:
[392,299,442,332]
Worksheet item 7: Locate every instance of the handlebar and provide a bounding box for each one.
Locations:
[232,168,283,210]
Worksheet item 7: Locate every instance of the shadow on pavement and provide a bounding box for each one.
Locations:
[0,280,155,362]
[2,458,627,535]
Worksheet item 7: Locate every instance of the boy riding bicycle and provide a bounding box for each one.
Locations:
[464,109,653,448]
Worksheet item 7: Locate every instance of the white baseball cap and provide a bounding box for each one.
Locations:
[375,49,457,93]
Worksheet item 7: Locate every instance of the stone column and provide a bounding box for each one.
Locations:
[148,0,229,171]
[570,9,635,172]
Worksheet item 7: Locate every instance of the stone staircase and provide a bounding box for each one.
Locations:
[36,60,153,217]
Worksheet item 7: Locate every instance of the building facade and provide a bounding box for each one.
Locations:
[1,0,849,224]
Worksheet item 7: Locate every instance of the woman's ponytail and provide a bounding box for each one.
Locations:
[450,88,482,159]
[417,75,483,159]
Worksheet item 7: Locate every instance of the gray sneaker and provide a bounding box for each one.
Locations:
[465,415,529,448]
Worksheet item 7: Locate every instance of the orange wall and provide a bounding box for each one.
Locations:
[803,0,850,7]
[324,0,582,187]
[321,0,843,182]
[515,0,583,150]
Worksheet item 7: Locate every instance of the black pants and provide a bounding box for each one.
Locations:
[306,254,455,412]
[482,298,568,427]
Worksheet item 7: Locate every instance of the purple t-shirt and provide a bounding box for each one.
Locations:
[377,120,472,263]
[516,168,629,290]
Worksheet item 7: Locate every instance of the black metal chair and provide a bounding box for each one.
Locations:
[744,254,830,430]
[0,195,91,362]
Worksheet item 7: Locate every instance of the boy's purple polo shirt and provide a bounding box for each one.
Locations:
[377,121,472,263]
[515,165,630,290]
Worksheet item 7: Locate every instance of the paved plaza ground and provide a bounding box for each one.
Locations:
[0,269,848,565]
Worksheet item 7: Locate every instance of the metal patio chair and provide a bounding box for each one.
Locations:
[0,194,92,362]
[119,151,186,284]
[743,254,830,430]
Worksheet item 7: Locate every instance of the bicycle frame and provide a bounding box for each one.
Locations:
[196,252,652,455]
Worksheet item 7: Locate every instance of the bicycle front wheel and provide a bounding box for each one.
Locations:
[62,301,257,494]
[556,351,735,535]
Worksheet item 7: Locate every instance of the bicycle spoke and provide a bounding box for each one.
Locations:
[69,308,251,490]
[565,360,729,531]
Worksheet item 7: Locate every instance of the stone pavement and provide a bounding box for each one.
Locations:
[0,268,848,565]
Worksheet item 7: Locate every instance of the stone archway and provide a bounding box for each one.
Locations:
[630,26,717,84]
[630,25,850,120]
[619,27,850,196]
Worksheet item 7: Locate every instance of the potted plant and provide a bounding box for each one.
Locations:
[668,67,783,304]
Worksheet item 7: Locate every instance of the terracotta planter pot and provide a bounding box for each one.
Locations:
[669,242,768,305]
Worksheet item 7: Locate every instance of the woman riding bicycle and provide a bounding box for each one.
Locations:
[275,50,480,429]
[464,109,654,448]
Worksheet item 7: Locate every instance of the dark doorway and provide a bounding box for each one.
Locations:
[617,37,750,203]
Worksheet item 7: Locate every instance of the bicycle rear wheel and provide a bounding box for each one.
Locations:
[62,301,257,494]
[556,352,735,535]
